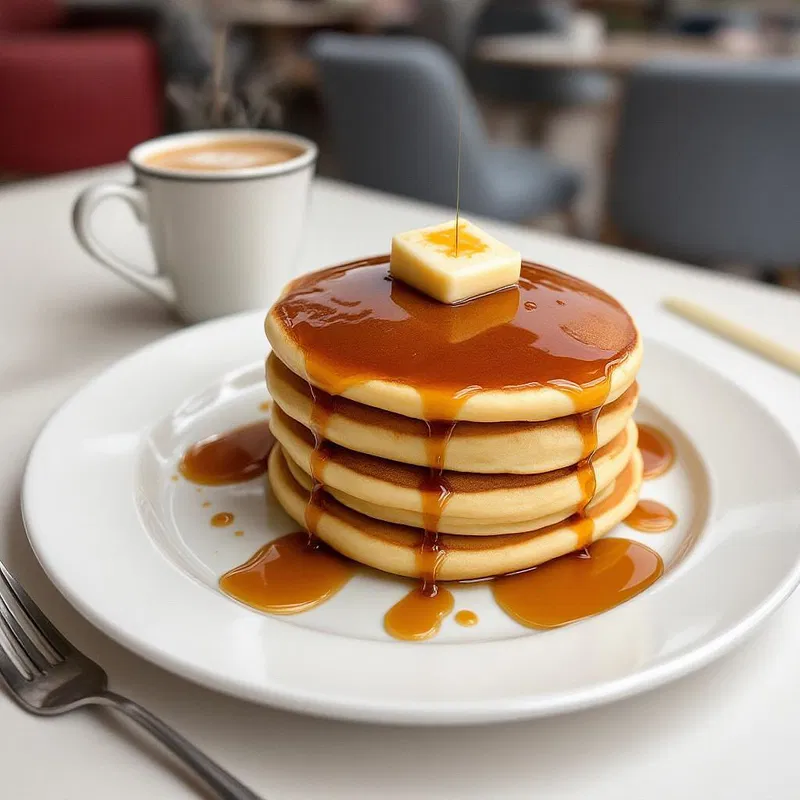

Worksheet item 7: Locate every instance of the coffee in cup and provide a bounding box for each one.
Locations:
[141,138,306,173]
[72,130,317,322]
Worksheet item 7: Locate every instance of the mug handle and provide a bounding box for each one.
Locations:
[72,182,175,307]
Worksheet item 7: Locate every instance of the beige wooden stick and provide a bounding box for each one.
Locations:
[663,297,800,376]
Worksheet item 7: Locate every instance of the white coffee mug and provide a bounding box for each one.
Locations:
[73,130,317,322]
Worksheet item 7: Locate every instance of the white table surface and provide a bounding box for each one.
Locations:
[1,167,799,799]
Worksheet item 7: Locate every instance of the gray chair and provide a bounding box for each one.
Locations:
[668,8,758,37]
[607,60,800,267]
[468,0,611,111]
[414,0,487,64]
[309,33,580,224]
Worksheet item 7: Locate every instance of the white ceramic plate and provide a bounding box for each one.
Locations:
[22,313,800,725]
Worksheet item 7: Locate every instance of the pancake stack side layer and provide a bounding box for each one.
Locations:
[265,257,644,582]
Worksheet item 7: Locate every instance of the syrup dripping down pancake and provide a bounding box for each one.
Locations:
[282,451,617,536]
[270,405,637,523]
[268,445,644,581]
[267,354,639,474]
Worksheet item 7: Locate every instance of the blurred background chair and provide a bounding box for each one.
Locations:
[668,7,758,37]
[309,32,581,226]
[467,0,612,137]
[0,0,163,175]
[606,60,800,272]
[413,0,486,64]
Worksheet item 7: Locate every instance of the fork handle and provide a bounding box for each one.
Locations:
[95,691,264,800]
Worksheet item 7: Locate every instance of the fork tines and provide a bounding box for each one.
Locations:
[0,560,68,677]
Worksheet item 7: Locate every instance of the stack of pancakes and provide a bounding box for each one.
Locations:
[265,257,644,582]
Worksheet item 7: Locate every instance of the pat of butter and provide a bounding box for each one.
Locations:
[390,219,522,304]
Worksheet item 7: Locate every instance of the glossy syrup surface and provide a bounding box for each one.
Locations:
[273,258,638,417]
[454,610,479,627]
[625,499,677,533]
[179,421,275,486]
[219,532,354,614]
[493,538,664,629]
[638,424,675,480]
[384,585,455,641]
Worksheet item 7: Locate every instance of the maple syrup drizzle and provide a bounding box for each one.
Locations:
[304,382,335,541]
[454,609,479,627]
[210,511,235,528]
[384,584,455,641]
[179,421,275,485]
[572,403,605,548]
[454,88,463,256]
[625,499,677,533]
[418,417,459,594]
[492,538,663,629]
[638,424,675,480]
[219,531,354,614]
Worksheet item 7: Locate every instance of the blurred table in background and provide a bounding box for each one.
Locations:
[209,0,416,90]
[475,30,781,75]
[213,0,363,28]
[212,0,415,33]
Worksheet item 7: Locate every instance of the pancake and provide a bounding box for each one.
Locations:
[268,445,644,580]
[267,354,639,474]
[266,257,642,423]
[270,405,638,522]
[283,452,617,535]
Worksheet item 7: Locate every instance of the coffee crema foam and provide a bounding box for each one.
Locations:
[142,139,305,173]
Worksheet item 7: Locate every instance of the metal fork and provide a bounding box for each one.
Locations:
[0,559,263,800]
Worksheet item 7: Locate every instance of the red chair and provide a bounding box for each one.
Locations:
[0,0,163,174]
